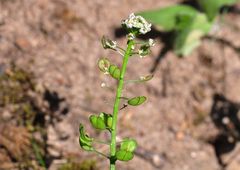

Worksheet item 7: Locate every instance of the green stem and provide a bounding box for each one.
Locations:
[109,40,134,170]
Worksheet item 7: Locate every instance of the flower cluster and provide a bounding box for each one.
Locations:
[122,13,151,35]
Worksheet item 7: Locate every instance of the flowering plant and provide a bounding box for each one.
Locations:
[79,13,154,170]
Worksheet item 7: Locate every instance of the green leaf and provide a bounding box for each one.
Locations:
[79,124,94,151]
[128,96,147,106]
[196,0,237,20]
[116,150,134,161]
[138,5,198,31]
[98,58,111,74]
[109,65,121,80]
[89,112,113,130]
[174,13,212,56]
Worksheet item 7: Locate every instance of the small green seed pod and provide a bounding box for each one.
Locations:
[98,58,111,74]
[116,150,134,161]
[127,96,147,106]
[109,65,121,80]
[89,115,106,130]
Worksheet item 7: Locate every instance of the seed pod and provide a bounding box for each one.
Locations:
[116,139,137,162]
[120,139,137,152]
[139,75,153,82]
[109,65,121,80]
[98,58,111,74]
[99,112,113,129]
[89,115,106,130]
[101,36,117,50]
[79,124,94,151]
[116,150,134,161]
[128,96,147,106]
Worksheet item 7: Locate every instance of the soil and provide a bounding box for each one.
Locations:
[0,0,240,170]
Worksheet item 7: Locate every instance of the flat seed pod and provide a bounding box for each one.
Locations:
[107,116,113,129]
[98,58,111,74]
[116,150,134,161]
[79,124,94,151]
[128,96,147,106]
[109,65,121,80]
[120,139,137,152]
[140,75,153,82]
[89,115,106,130]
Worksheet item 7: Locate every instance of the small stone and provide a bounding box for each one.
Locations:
[14,38,32,51]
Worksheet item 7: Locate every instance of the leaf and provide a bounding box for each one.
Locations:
[138,5,198,31]
[128,96,147,106]
[79,124,94,151]
[89,112,113,130]
[196,0,237,20]
[98,58,111,74]
[174,13,212,56]
[109,65,121,80]
[116,139,137,162]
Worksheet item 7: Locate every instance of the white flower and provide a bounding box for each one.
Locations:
[138,49,145,58]
[148,39,155,47]
[122,13,151,35]
[127,33,135,40]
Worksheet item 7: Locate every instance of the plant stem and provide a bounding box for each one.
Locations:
[109,40,134,170]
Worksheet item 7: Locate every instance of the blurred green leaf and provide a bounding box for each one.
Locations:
[196,0,237,20]
[138,5,198,31]
[174,13,212,56]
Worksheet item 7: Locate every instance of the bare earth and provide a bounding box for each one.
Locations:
[1,0,240,170]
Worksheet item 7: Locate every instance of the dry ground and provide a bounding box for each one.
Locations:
[1,0,240,170]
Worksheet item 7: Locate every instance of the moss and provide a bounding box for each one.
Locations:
[58,160,97,170]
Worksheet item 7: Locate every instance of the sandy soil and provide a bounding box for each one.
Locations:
[1,0,240,170]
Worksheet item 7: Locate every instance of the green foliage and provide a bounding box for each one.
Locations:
[174,13,212,56]
[197,0,237,20]
[79,13,153,170]
[138,5,198,31]
[138,0,238,56]
[58,160,96,170]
